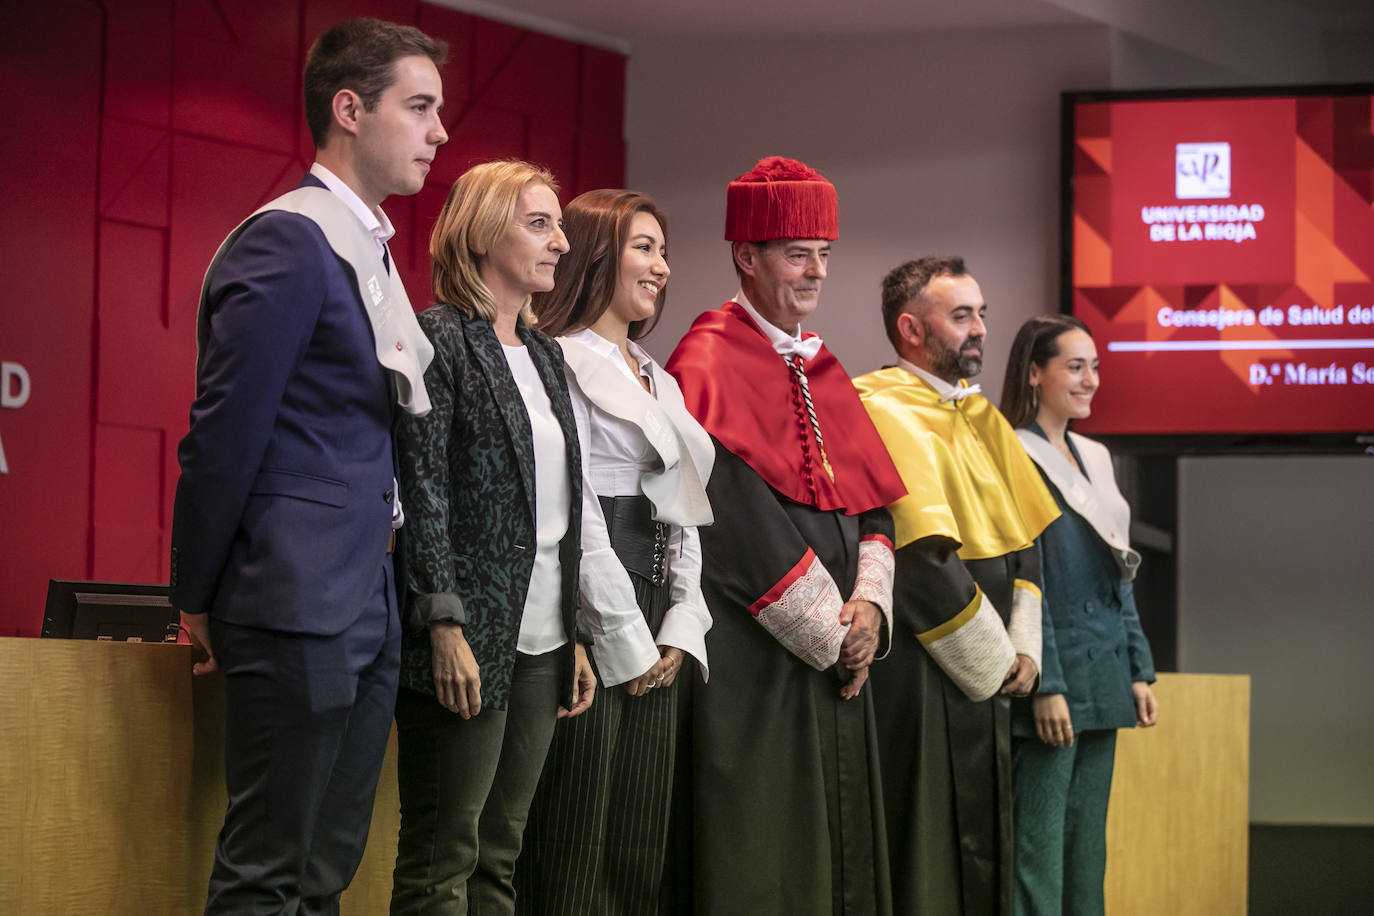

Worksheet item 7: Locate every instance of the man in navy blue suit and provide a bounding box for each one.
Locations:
[169,18,448,914]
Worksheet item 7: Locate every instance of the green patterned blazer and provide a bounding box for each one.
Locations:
[396,304,582,710]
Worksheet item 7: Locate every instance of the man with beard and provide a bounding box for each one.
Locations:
[853,256,1060,915]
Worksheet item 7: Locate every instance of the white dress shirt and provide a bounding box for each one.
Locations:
[309,162,395,252]
[565,328,712,679]
[496,337,662,685]
[896,357,982,402]
[733,291,824,360]
[502,343,571,655]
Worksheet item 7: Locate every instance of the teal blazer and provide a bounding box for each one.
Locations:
[1012,428,1155,736]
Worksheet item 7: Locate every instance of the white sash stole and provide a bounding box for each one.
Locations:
[198,187,434,416]
[1016,429,1140,581]
[558,337,714,528]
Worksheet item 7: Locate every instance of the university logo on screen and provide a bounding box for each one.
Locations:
[1139,142,1261,244]
[1175,142,1230,199]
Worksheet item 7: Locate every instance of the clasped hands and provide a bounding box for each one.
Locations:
[1001,653,1038,697]
[626,646,684,696]
[835,599,881,700]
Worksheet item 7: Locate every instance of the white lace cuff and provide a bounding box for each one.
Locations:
[751,549,847,671]
[1008,580,1043,676]
[851,534,895,631]
[918,587,1016,701]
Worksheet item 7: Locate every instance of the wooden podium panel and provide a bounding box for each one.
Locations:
[2,641,1247,913]
[1105,672,1251,915]
[0,637,400,915]
[0,638,199,913]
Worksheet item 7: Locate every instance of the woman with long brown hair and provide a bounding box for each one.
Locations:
[1000,314,1158,916]
[390,164,662,915]
[516,189,714,913]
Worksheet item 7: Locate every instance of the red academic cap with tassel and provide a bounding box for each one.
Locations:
[724,156,839,242]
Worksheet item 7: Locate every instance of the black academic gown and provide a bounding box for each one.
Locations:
[668,443,894,916]
[872,539,1040,916]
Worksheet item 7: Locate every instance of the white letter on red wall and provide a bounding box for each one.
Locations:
[1,362,31,408]
[0,361,31,473]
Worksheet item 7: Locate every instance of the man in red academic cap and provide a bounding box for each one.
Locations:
[664,157,906,915]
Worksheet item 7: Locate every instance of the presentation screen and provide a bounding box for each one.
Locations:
[1062,86,1374,443]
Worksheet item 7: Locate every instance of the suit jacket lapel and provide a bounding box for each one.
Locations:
[462,315,537,521]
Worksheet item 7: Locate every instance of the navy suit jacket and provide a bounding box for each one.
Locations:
[170,175,398,635]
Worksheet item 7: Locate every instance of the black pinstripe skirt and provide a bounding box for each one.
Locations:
[516,496,680,915]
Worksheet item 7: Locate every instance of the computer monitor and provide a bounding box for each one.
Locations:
[41,580,179,643]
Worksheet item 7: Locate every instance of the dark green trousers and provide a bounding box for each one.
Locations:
[1012,729,1117,916]
[390,650,562,916]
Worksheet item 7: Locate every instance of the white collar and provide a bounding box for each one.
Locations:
[732,291,823,360]
[895,357,982,402]
[1016,427,1140,581]
[309,162,395,249]
[566,328,652,385]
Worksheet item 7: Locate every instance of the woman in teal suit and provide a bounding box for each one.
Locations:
[1000,315,1158,916]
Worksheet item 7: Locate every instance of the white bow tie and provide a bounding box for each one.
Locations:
[773,334,824,361]
[939,383,982,403]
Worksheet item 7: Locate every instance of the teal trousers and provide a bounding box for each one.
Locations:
[1012,729,1117,916]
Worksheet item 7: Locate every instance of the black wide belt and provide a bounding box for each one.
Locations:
[597,495,668,588]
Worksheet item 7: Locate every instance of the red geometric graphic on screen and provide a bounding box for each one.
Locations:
[1077,173,1112,243]
[1074,216,1111,286]
[1223,283,1260,311]
[1075,142,1108,179]
[1072,126,1112,283]
[1135,288,1170,352]
[1331,171,1374,280]
[1297,97,1335,162]
[1216,285,1288,384]
[1077,285,1140,321]
[1294,136,1372,317]
[1331,96,1374,204]
[1075,102,1111,140]
[100,120,171,229]
[1183,284,1220,311]
[1152,284,1186,310]
[1077,137,1111,174]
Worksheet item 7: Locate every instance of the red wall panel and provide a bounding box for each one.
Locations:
[0,0,626,635]
[0,1,103,635]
